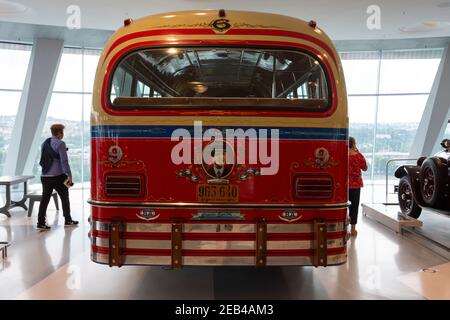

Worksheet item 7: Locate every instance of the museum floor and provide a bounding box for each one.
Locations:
[0,187,449,300]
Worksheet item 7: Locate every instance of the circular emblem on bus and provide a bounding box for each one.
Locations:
[210,18,232,33]
[137,208,160,221]
[202,140,235,180]
[279,210,302,223]
[304,147,338,170]
[314,147,330,165]
[108,145,123,164]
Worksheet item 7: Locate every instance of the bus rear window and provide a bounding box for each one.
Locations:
[109,47,330,111]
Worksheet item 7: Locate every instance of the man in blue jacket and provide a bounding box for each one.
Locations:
[37,124,79,230]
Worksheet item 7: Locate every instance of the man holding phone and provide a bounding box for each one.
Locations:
[37,124,79,230]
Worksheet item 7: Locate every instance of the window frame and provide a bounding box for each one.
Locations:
[105,45,333,113]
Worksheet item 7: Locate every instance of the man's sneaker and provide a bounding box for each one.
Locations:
[37,224,51,230]
[65,220,79,227]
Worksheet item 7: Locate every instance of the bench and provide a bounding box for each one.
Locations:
[0,242,10,259]
[25,191,59,217]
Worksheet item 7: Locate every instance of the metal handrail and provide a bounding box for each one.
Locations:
[385,158,418,204]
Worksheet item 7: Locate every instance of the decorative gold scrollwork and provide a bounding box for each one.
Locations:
[100,159,145,169]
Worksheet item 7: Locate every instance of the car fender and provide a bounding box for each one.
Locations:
[394,165,419,179]
[417,156,427,167]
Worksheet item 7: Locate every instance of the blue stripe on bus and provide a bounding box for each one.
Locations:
[91,125,348,141]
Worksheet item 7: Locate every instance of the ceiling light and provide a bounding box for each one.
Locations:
[437,2,450,8]
[189,82,208,94]
[0,0,30,16]
[399,21,450,33]
[167,48,179,54]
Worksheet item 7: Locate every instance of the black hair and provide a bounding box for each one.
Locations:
[349,136,356,149]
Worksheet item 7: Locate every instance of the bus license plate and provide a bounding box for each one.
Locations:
[197,184,239,202]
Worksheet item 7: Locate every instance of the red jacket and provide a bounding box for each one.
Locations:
[349,152,367,189]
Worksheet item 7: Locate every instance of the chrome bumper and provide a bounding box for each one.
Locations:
[90,219,348,267]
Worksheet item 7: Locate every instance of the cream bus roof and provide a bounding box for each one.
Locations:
[92,10,347,127]
[104,9,335,51]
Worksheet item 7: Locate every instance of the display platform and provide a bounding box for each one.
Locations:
[402,209,450,260]
[361,203,422,233]
[362,203,450,260]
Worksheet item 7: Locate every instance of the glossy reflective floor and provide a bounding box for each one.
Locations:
[0,187,449,300]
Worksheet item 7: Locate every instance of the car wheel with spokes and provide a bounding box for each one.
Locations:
[419,158,446,207]
[398,176,422,218]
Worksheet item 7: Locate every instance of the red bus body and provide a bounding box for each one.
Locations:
[89,10,349,267]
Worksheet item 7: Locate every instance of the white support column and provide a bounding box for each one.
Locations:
[3,38,64,176]
[410,44,450,157]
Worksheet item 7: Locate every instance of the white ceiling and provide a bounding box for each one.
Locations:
[1,0,450,41]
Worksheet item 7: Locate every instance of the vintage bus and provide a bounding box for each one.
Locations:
[89,10,349,268]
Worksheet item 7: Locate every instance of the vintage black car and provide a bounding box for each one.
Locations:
[394,139,450,218]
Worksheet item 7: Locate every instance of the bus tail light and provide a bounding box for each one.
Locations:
[294,175,333,200]
[105,175,143,197]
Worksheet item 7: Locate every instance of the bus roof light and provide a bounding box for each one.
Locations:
[308,20,317,28]
[124,18,133,27]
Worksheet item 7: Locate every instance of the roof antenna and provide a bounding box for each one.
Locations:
[219,9,226,17]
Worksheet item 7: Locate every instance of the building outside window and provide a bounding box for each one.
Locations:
[29,47,101,190]
[0,42,445,196]
[0,42,32,175]
[340,48,443,190]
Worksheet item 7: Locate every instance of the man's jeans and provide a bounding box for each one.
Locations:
[37,174,71,225]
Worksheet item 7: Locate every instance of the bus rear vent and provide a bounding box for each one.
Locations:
[105,175,143,197]
[294,175,333,200]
